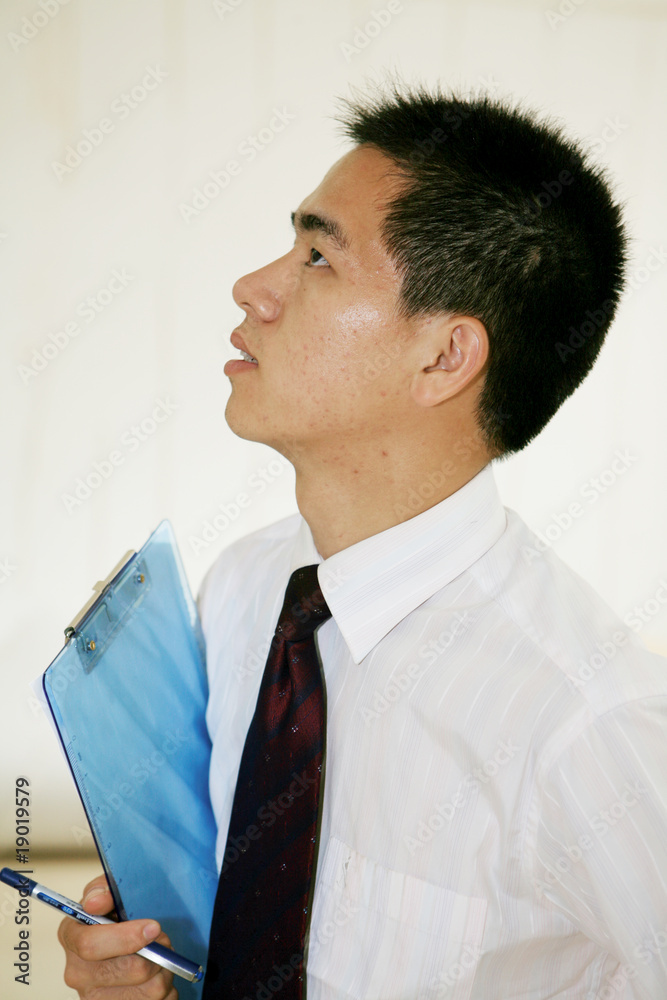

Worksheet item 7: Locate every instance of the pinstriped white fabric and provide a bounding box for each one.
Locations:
[200,464,667,1000]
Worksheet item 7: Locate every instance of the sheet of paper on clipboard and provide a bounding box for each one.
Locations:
[39,520,218,997]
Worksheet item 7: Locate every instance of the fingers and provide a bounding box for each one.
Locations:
[64,945,177,997]
[80,873,115,916]
[80,872,109,899]
[63,944,176,995]
[59,912,162,963]
[59,921,177,995]
[57,878,178,998]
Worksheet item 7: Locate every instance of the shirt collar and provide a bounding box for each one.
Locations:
[289,463,507,664]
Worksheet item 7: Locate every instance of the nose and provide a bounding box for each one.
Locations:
[232,252,292,324]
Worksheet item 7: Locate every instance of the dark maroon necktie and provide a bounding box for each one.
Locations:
[203,564,331,999]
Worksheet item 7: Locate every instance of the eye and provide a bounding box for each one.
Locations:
[306,247,329,268]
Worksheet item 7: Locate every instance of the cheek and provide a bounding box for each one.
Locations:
[332,301,385,338]
[321,302,391,368]
[285,290,404,393]
[331,302,407,380]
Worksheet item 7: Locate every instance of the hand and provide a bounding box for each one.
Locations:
[58,873,179,999]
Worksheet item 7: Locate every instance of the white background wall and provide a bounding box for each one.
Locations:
[1,0,666,859]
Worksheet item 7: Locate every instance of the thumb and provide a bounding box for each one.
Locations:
[80,874,115,916]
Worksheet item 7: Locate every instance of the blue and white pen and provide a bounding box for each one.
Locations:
[0,868,203,983]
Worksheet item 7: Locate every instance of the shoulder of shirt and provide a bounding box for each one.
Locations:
[470,505,667,722]
[196,511,303,616]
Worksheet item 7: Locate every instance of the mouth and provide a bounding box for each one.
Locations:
[225,330,259,377]
[231,330,258,364]
[238,349,258,365]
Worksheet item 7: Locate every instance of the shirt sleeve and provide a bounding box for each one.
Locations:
[531,697,667,1000]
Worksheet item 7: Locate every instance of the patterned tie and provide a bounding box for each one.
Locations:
[203,564,331,999]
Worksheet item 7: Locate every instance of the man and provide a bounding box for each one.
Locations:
[60,85,667,999]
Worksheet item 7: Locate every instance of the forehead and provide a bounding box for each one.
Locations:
[296,145,406,260]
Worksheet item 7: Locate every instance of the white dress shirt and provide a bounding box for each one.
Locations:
[199,463,667,1000]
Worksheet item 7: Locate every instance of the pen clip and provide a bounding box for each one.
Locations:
[64,550,136,638]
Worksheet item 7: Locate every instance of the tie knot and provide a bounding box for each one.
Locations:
[276,564,331,643]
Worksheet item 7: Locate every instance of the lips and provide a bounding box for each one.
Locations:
[224,329,259,377]
[231,330,258,364]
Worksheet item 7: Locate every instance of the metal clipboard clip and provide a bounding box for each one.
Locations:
[64,550,136,639]
[63,550,153,674]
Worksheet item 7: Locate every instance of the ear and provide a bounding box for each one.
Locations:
[410,315,489,408]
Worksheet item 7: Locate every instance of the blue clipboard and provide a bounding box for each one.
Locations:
[41,520,218,997]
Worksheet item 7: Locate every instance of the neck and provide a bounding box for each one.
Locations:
[290,436,490,559]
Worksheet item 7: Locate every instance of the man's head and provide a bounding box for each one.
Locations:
[336,83,628,458]
[226,83,627,471]
[227,142,490,479]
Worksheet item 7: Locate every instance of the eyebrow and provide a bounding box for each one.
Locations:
[290,210,350,254]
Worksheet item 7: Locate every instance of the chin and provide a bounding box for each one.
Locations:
[224,398,268,445]
[224,411,258,443]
